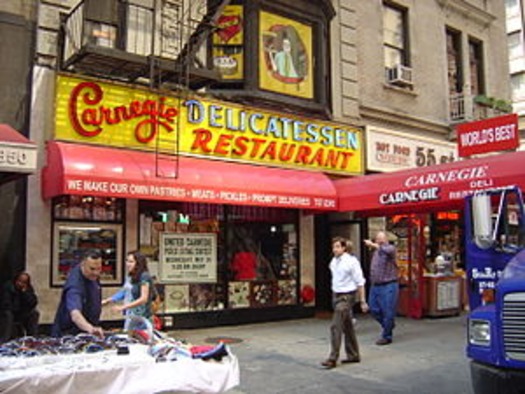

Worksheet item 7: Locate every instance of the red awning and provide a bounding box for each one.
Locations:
[335,150,525,216]
[43,141,337,210]
[0,124,37,183]
[0,124,34,144]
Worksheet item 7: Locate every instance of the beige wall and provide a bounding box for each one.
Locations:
[330,0,360,124]
[352,0,510,139]
[0,0,37,19]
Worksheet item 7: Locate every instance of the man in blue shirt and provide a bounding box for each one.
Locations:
[52,250,104,337]
[365,231,398,345]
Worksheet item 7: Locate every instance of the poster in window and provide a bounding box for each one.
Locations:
[164,284,190,313]
[52,222,123,286]
[189,284,225,311]
[277,280,297,305]
[259,11,313,99]
[250,281,277,308]
[228,281,250,308]
[159,233,217,283]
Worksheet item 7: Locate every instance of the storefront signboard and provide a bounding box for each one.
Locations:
[159,233,217,283]
[336,150,525,214]
[0,142,37,173]
[366,126,457,172]
[456,114,519,157]
[54,75,364,175]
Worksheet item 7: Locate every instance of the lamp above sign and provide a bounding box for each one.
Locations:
[456,114,519,158]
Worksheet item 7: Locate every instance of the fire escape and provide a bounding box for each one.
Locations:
[60,0,230,179]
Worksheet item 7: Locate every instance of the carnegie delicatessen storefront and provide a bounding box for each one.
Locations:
[335,150,525,319]
[40,74,363,328]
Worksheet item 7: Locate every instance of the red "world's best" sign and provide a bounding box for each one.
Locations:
[456,114,519,157]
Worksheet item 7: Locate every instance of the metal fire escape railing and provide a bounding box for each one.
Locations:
[60,0,231,181]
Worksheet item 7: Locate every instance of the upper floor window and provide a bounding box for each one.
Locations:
[506,0,521,16]
[446,28,463,95]
[508,31,524,59]
[511,73,525,100]
[506,0,522,27]
[383,3,412,88]
[383,3,408,68]
[469,39,485,96]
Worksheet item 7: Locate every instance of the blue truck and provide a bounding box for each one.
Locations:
[465,186,525,394]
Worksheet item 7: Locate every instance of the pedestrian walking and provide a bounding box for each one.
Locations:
[321,237,368,369]
[365,231,399,345]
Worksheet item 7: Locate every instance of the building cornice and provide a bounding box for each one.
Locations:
[436,0,496,27]
[360,104,451,137]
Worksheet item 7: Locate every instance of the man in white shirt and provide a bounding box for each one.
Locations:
[321,237,368,369]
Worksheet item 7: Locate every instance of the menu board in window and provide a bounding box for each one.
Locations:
[52,222,123,286]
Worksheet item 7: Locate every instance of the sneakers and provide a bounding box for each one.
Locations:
[320,359,336,369]
[375,338,392,346]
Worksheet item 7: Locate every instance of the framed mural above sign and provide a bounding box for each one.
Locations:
[259,10,313,99]
[212,5,244,80]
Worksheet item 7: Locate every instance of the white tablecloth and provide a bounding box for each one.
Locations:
[0,344,239,394]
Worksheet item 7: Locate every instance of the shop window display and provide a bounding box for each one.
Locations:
[51,196,125,286]
[384,212,465,317]
[138,201,299,313]
[431,211,463,273]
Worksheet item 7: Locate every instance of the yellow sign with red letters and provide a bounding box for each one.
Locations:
[54,75,364,175]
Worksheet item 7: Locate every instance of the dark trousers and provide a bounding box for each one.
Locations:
[0,309,40,342]
[328,292,359,361]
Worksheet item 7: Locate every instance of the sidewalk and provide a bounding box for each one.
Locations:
[172,313,473,394]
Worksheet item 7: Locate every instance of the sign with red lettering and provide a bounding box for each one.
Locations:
[336,150,525,215]
[367,126,457,171]
[55,75,364,175]
[456,114,519,157]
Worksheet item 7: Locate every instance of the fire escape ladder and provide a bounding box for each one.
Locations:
[153,0,230,180]
[153,0,180,180]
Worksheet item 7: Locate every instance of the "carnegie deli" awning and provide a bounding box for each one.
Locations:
[335,150,525,216]
[42,141,338,210]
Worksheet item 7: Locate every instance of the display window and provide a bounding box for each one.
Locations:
[51,196,125,286]
[431,211,463,272]
[139,201,299,313]
[379,211,465,318]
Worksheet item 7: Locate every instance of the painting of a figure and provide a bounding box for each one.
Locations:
[260,11,313,99]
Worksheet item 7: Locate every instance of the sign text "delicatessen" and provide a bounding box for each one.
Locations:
[55,75,364,175]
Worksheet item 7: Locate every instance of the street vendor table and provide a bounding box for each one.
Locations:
[0,344,239,394]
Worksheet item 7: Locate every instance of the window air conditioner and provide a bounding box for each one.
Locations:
[386,64,413,87]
